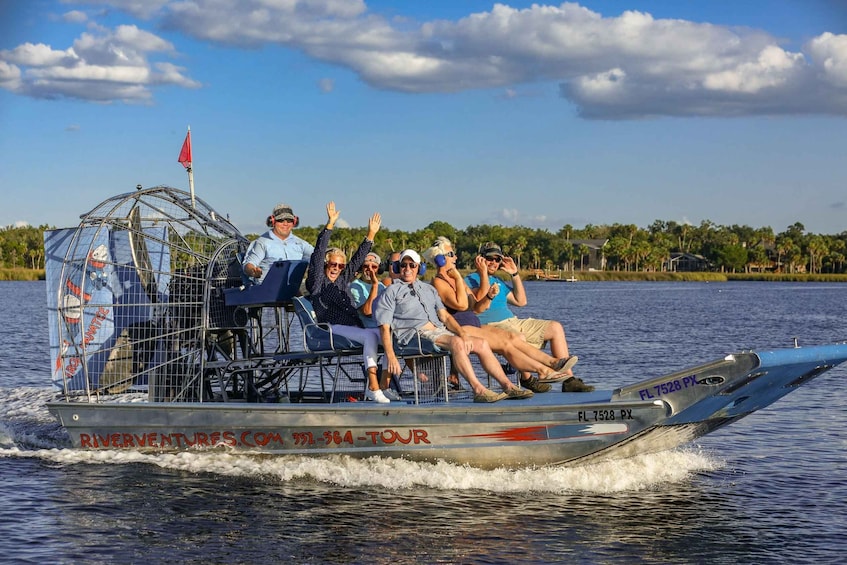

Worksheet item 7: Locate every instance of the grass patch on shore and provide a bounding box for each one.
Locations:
[0,269,45,281]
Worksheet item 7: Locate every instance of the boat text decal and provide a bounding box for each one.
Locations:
[77,428,431,450]
[578,408,633,422]
[638,375,698,400]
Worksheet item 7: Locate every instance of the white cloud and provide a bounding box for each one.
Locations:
[0,24,199,102]
[63,0,171,19]
[12,1,847,116]
[0,60,22,91]
[807,32,847,88]
[62,10,88,24]
[702,45,804,93]
[1,43,77,66]
[499,208,521,223]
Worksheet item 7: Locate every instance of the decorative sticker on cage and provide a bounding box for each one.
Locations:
[45,225,170,392]
[45,227,117,390]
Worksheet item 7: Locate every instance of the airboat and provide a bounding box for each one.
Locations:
[44,186,847,468]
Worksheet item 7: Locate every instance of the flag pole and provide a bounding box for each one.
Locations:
[188,159,196,210]
[178,126,195,208]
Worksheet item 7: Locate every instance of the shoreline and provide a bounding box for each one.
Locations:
[4,268,846,283]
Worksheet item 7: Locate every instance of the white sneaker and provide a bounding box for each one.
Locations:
[382,388,402,401]
[365,388,390,403]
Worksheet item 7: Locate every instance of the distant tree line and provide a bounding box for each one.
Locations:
[292,219,846,275]
[3,219,846,275]
[0,225,48,270]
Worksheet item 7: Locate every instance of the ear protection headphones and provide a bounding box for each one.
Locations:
[266,214,300,228]
[434,254,447,268]
[391,260,426,276]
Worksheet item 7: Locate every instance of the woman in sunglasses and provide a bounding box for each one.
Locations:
[423,237,574,392]
[305,202,392,403]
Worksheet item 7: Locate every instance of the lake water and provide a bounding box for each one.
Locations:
[1,280,845,563]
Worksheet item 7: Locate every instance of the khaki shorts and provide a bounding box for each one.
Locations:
[418,328,453,349]
[488,317,550,348]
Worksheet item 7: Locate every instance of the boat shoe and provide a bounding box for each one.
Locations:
[561,377,595,393]
[504,387,534,400]
[552,355,579,373]
[382,388,403,401]
[520,376,552,393]
[473,389,509,403]
[365,388,391,403]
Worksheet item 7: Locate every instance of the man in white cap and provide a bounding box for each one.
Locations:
[374,249,533,403]
[243,203,314,283]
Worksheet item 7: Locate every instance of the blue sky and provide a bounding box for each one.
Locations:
[1,1,846,236]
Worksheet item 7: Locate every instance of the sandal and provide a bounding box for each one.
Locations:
[552,355,579,373]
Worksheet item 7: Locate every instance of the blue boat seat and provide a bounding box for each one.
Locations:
[291,296,362,353]
[224,260,308,307]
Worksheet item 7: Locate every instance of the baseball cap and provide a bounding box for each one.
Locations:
[364,252,381,264]
[398,249,422,264]
[479,241,503,258]
[272,204,296,221]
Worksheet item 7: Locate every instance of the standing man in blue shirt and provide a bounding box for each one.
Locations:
[243,203,314,283]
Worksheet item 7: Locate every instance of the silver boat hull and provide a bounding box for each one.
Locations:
[48,344,847,468]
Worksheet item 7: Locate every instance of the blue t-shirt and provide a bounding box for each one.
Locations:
[243,230,314,283]
[465,272,515,325]
[349,278,385,328]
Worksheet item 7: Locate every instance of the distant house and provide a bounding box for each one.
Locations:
[570,239,608,270]
[666,252,711,272]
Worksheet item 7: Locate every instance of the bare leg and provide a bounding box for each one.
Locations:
[464,326,557,377]
[544,320,569,359]
[379,368,391,390]
[366,366,380,391]
[436,335,489,395]
[466,336,518,392]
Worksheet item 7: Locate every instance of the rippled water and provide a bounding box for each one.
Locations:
[1,280,845,563]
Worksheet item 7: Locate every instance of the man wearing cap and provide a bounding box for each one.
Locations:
[374,249,534,403]
[243,203,314,283]
[466,242,594,393]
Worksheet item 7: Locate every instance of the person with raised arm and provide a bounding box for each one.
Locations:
[423,236,573,393]
[467,242,593,393]
[374,249,533,403]
[305,202,391,403]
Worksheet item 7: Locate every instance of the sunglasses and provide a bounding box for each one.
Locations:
[276,218,295,224]
[400,262,418,270]
[444,251,456,257]
[484,255,503,263]
[326,261,346,269]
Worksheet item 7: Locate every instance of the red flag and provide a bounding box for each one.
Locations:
[178,128,192,168]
